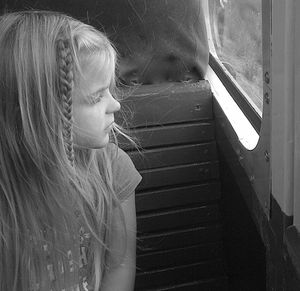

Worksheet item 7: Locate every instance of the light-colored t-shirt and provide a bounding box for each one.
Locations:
[106,143,142,202]
[78,144,141,290]
[31,144,141,291]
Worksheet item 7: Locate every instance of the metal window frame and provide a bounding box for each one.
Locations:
[204,0,272,218]
[209,54,262,133]
[204,0,271,134]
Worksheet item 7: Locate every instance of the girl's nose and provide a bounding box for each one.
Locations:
[106,92,121,114]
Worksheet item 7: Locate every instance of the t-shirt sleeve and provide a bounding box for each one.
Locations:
[106,143,142,202]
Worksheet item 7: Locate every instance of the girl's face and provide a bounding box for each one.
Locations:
[72,54,120,149]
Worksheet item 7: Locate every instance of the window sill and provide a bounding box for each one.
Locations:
[206,65,259,151]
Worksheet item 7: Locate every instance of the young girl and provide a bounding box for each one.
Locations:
[0,10,141,291]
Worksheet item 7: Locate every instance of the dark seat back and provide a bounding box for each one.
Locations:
[117,81,227,290]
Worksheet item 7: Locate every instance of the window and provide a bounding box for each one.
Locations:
[208,0,263,115]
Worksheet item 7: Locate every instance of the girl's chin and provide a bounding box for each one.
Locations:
[74,134,110,149]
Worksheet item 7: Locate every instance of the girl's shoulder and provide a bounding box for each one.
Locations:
[104,143,142,201]
[105,142,130,161]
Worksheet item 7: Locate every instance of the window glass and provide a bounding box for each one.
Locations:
[208,0,263,113]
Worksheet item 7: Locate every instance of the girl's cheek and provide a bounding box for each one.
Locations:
[94,104,106,116]
[94,101,105,110]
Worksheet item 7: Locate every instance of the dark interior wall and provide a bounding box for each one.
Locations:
[214,94,300,291]
[217,142,300,291]
[218,150,266,291]
[1,0,209,85]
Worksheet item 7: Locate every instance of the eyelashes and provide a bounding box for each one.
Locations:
[87,88,112,105]
[89,89,107,104]
[90,93,104,104]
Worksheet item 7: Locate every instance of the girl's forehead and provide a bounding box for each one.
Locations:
[72,54,114,101]
[79,54,114,86]
[81,53,113,75]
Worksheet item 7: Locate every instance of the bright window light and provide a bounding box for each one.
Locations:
[208,0,263,113]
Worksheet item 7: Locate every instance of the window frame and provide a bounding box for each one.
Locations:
[282,0,300,276]
[203,0,272,218]
[203,0,267,134]
[204,0,300,278]
[209,54,262,133]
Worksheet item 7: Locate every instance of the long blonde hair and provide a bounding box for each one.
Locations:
[0,10,125,291]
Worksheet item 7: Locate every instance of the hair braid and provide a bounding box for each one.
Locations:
[57,39,75,166]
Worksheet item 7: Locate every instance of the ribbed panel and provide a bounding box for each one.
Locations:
[116,81,227,290]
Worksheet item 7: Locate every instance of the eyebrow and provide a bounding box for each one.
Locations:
[87,84,110,98]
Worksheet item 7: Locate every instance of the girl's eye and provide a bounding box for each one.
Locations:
[90,92,104,104]
[87,88,111,104]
